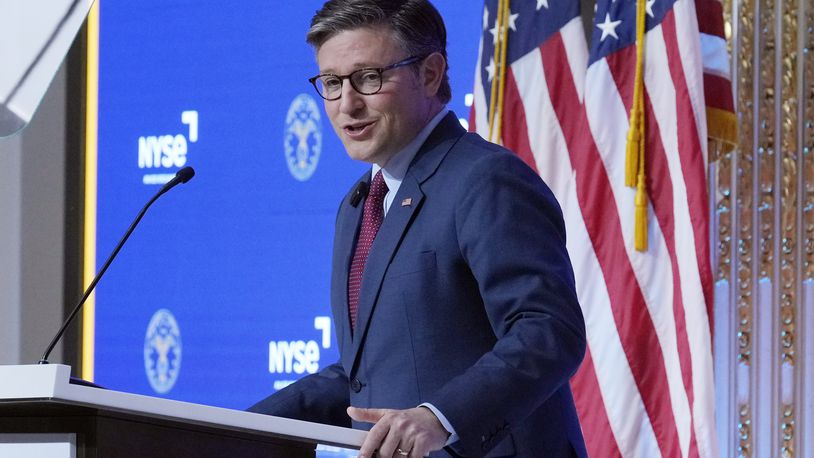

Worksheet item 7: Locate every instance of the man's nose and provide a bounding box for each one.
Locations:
[338,82,364,114]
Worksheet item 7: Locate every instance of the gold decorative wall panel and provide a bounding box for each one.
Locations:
[805,1,814,280]
[716,0,814,456]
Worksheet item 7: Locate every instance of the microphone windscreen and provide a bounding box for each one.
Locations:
[176,166,195,183]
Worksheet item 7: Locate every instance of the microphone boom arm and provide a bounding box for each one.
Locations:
[38,166,195,365]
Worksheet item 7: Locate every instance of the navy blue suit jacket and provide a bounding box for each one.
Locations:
[250,113,587,457]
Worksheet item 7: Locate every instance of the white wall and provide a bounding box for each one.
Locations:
[0,62,67,365]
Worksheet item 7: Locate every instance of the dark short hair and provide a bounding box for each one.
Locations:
[307,0,451,104]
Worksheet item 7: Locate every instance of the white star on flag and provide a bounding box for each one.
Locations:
[537,0,549,10]
[489,21,501,45]
[646,0,656,17]
[485,57,496,82]
[507,11,519,31]
[596,13,622,41]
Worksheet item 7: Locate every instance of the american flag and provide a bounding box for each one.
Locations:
[470,0,726,456]
[696,0,737,151]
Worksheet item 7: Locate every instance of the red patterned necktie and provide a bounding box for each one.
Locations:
[348,170,388,332]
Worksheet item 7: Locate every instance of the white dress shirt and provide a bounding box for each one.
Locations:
[372,109,449,216]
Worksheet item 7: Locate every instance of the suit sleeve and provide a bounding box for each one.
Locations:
[427,150,586,455]
[246,361,352,427]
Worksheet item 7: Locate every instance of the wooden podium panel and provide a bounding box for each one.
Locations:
[0,365,364,457]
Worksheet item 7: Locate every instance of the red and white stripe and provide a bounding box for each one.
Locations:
[470,0,719,456]
[696,0,735,118]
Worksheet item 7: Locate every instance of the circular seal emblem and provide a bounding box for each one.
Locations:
[284,93,322,181]
[144,308,182,394]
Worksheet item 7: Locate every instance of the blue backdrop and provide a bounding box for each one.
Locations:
[94,0,481,411]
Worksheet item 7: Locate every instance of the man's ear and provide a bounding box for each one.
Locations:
[420,52,446,97]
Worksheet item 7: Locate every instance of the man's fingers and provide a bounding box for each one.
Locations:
[357,413,390,458]
[376,427,403,458]
[349,407,447,457]
[347,406,388,423]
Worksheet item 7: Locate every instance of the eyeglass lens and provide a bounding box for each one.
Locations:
[316,68,383,99]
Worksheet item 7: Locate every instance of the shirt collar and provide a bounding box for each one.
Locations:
[372,108,450,187]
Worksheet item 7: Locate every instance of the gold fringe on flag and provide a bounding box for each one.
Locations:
[487,0,511,145]
[626,0,648,252]
[706,106,738,161]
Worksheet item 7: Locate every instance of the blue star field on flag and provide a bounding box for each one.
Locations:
[589,0,678,64]
[478,0,580,110]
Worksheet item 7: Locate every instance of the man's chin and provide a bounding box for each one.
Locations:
[344,145,381,164]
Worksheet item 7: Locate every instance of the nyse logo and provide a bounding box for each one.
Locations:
[269,340,320,374]
[138,110,198,185]
[269,316,331,388]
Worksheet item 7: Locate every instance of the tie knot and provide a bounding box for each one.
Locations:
[369,170,388,201]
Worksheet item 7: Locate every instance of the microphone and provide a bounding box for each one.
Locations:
[350,180,369,207]
[38,166,196,365]
[158,165,195,193]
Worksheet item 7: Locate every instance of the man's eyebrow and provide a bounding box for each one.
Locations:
[318,61,386,74]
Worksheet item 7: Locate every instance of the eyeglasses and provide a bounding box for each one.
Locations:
[308,55,423,101]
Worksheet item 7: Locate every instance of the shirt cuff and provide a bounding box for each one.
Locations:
[419,402,459,446]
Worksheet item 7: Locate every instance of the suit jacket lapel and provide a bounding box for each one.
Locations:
[350,178,424,359]
[332,175,366,367]
[348,112,466,369]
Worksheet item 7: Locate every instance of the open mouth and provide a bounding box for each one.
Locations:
[344,121,374,138]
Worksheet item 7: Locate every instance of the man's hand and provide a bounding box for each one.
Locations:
[347,406,449,458]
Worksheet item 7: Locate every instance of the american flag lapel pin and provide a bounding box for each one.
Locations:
[401,197,412,207]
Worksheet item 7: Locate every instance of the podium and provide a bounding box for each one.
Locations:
[0,365,365,457]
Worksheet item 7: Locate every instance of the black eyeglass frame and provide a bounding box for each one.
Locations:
[308,55,424,101]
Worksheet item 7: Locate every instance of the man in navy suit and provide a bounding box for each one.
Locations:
[249,1,587,456]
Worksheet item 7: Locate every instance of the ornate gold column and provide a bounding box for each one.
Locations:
[716,0,814,456]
